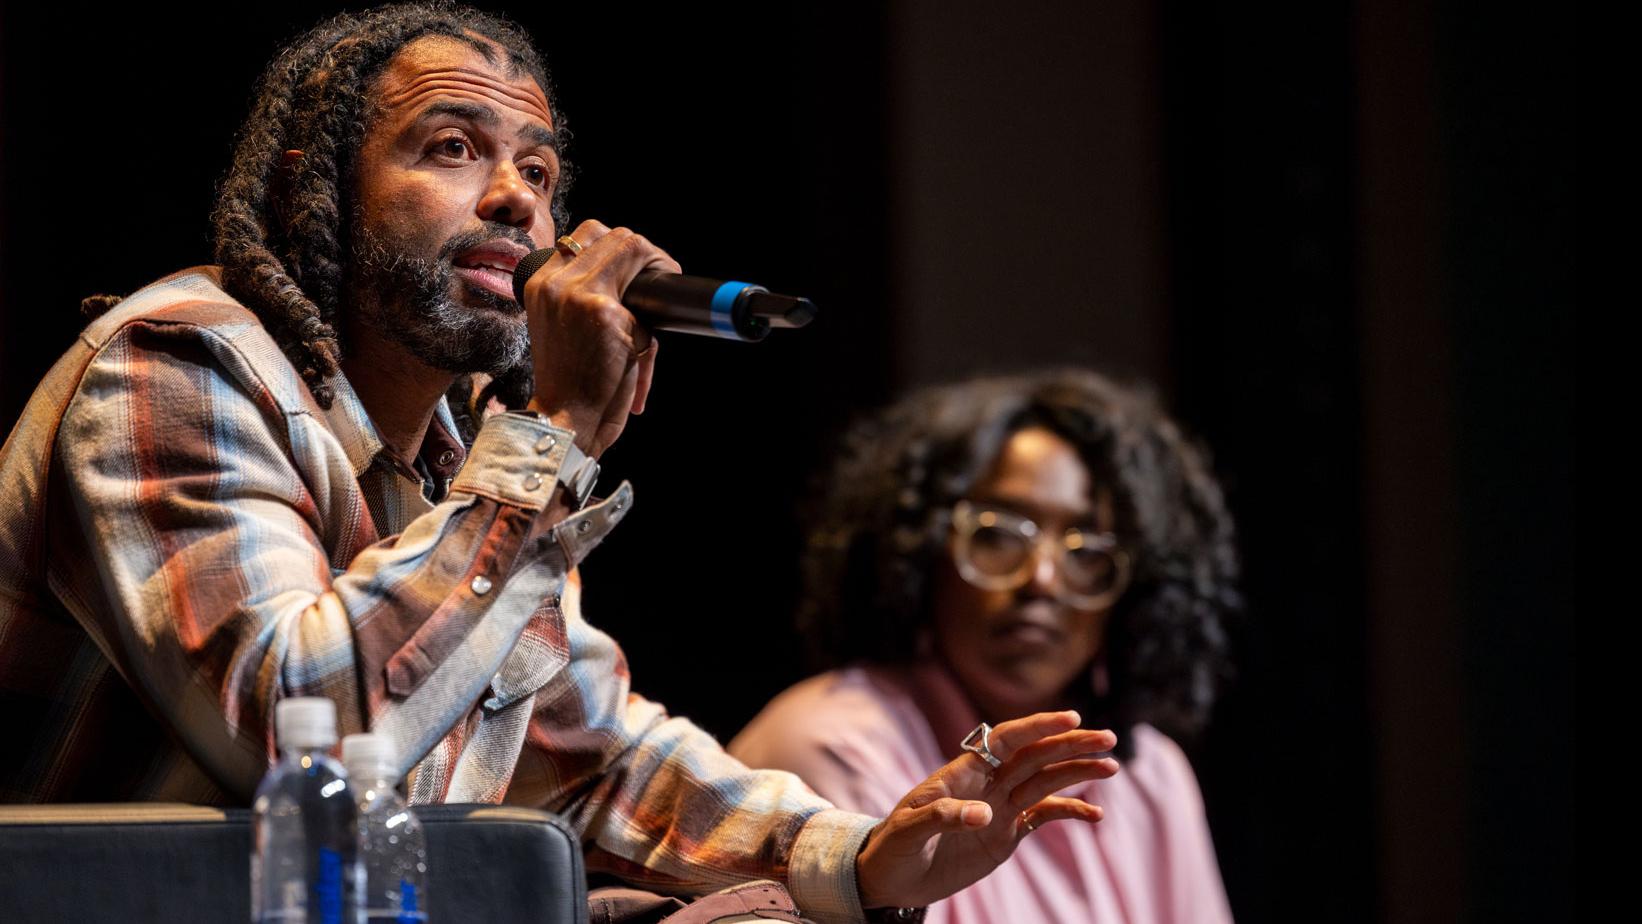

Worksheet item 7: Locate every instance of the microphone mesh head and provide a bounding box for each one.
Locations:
[513,248,556,303]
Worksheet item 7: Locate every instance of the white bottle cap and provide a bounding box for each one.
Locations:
[275,697,337,751]
[341,732,397,779]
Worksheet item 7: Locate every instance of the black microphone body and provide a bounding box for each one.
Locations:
[511,249,815,342]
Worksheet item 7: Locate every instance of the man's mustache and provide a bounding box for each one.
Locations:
[438,222,536,263]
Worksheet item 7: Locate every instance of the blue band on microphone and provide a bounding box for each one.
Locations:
[711,282,749,339]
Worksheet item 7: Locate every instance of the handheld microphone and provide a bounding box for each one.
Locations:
[511,249,817,342]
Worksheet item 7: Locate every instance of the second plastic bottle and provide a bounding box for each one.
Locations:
[342,733,429,922]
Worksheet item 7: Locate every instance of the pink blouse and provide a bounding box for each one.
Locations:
[729,664,1233,924]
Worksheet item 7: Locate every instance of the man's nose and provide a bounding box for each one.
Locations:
[476,161,536,229]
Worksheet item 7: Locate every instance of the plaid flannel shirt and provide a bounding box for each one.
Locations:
[0,267,877,923]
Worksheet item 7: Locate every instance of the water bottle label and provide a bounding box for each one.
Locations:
[398,879,422,923]
[316,847,344,924]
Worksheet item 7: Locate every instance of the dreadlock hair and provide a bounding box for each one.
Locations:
[799,369,1240,751]
[209,2,567,409]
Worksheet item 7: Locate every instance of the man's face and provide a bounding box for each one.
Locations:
[345,34,561,375]
[929,427,1116,721]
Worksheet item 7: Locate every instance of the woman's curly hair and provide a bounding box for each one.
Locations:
[196,2,566,409]
[799,369,1240,743]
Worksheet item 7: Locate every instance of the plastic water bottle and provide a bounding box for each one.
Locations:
[252,697,363,923]
[342,733,429,922]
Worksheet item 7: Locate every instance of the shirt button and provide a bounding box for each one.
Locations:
[471,575,493,595]
[534,434,557,454]
[438,449,457,466]
[523,473,543,491]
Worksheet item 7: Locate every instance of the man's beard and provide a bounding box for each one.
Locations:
[344,220,534,377]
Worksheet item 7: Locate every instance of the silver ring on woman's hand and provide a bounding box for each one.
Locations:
[960,722,1003,769]
[1019,810,1037,834]
[555,235,584,257]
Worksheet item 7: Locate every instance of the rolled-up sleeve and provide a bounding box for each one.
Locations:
[505,579,879,924]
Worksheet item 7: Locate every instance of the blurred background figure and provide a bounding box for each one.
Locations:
[732,370,1238,923]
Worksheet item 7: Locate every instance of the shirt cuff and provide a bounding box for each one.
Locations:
[786,809,879,924]
[449,412,574,511]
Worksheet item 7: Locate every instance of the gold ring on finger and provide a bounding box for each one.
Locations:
[1019,810,1037,834]
[555,235,584,257]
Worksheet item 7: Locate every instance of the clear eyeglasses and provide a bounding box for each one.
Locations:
[949,500,1132,609]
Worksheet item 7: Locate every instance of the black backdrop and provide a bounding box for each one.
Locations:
[1,2,1575,919]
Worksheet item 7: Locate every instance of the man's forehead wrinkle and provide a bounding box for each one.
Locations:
[380,67,552,126]
[418,100,499,126]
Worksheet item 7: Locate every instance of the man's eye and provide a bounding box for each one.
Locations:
[521,164,551,187]
[434,136,472,159]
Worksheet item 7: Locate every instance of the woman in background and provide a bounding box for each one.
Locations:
[731,370,1239,923]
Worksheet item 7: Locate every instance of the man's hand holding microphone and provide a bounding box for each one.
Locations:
[517,219,677,460]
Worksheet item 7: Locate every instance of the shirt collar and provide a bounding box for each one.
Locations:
[320,368,467,481]
[320,370,387,478]
[418,399,468,485]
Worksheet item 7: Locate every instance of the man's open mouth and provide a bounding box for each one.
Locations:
[452,241,529,301]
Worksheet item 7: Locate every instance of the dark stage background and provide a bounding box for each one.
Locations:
[1,2,1574,919]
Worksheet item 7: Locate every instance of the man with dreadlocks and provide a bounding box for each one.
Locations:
[0,4,1121,921]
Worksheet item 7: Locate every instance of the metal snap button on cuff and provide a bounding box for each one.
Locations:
[523,473,543,491]
[438,449,457,466]
[471,575,493,595]
[534,434,557,454]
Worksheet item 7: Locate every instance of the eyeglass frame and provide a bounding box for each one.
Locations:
[948,500,1133,610]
